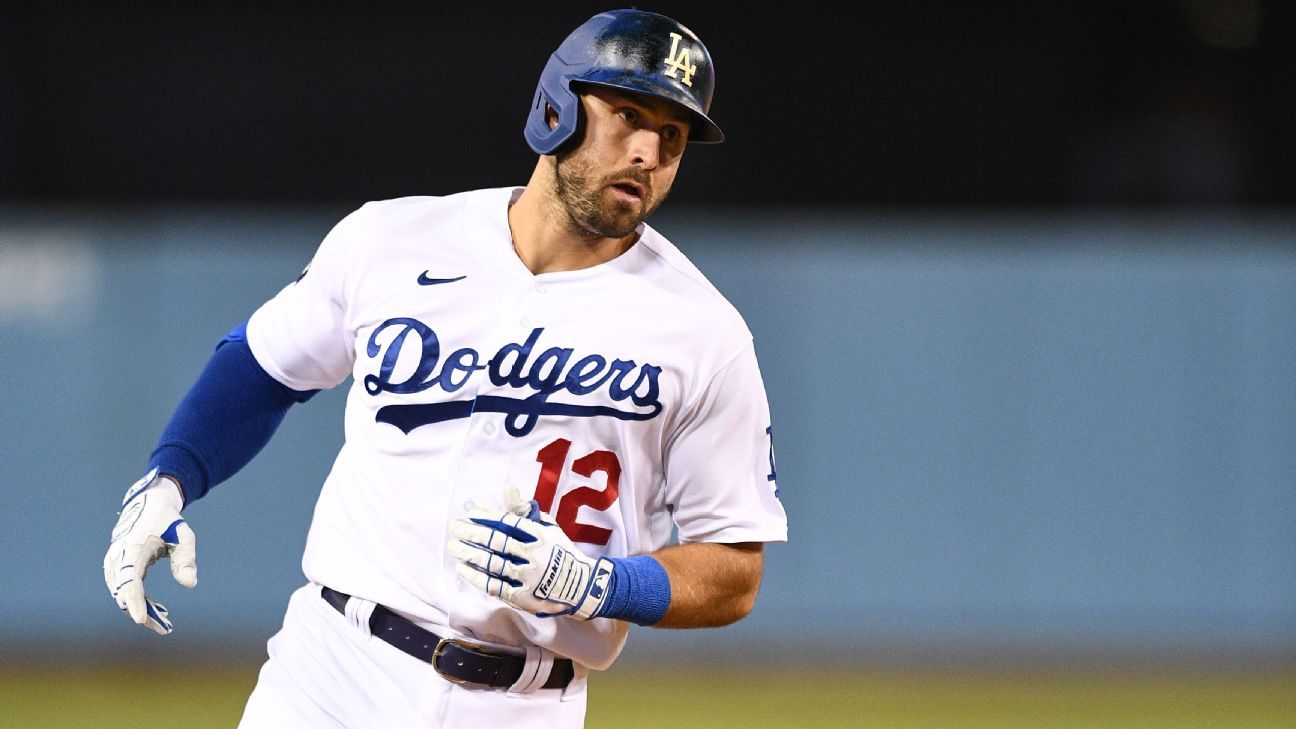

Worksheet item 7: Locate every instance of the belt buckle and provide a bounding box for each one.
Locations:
[432,637,487,686]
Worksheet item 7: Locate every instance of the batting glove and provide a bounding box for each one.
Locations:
[449,492,613,620]
[102,468,197,635]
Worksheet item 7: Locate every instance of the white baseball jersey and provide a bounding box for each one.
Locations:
[245,186,787,670]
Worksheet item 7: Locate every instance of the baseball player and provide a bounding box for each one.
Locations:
[103,9,787,728]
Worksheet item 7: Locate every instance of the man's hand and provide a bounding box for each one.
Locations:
[448,493,612,619]
[102,468,197,635]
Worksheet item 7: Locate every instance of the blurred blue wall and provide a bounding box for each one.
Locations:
[1,206,1292,664]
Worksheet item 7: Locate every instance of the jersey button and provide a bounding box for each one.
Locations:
[519,317,532,329]
[534,283,548,294]
[483,423,496,435]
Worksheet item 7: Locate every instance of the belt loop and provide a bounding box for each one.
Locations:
[506,646,554,696]
[559,663,587,702]
[343,594,377,637]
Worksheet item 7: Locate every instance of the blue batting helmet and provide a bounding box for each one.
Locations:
[524,9,724,155]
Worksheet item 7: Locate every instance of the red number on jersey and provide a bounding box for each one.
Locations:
[532,438,571,513]
[533,439,621,546]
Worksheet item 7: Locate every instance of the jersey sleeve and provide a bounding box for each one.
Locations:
[244,206,363,391]
[662,342,788,545]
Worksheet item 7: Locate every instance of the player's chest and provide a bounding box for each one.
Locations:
[344,271,689,440]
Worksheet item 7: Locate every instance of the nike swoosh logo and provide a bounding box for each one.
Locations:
[417,273,467,286]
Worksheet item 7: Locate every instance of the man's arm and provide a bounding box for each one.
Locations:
[450,500,770,628]
[652,541,763,628]
[450,344,785,630]
[103,323,316,634]
[150,322,318,504]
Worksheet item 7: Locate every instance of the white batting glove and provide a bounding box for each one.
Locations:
[102,467,197,635]
[449,491,613,620]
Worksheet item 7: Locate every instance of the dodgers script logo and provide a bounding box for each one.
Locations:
[363,317,663,437]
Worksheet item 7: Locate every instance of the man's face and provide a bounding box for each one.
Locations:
[552,86,692,239]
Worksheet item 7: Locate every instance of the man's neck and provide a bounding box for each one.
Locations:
[508,169,638,276]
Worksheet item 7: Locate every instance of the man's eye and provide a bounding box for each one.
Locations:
[662,126,681,142]
[620,108,639,123]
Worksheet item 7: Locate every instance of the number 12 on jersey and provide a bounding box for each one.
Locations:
[532,438,621,546]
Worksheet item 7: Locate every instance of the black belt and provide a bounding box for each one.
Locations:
[320,586,574,690]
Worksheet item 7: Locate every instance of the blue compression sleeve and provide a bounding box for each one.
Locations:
[597,555,672,626]
[149,322,317,505]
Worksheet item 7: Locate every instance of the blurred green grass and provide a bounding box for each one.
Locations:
[1,663,1292,728]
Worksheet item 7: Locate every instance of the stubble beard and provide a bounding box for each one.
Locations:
[552,149,665,240]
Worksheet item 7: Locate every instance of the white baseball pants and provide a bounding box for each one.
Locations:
[236,583,589,729]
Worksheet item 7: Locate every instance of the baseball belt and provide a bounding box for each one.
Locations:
[320,586,575,690]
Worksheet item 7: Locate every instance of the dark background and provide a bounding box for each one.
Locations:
[2,1,1293,209]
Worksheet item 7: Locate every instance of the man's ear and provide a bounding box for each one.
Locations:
[546,103,559,130]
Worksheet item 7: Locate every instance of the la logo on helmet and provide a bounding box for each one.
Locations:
[663,32,697,86]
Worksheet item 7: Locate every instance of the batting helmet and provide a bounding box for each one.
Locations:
[524,9,724,155]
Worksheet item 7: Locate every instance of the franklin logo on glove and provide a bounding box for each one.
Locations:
[536,550,567,599]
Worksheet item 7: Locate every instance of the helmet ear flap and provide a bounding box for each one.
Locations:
[550,93,589,157]
[525,67,583,155]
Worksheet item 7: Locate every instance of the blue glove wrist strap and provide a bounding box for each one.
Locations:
[596,555,671,626]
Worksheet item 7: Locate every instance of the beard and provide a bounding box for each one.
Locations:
[552,149,666,239]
